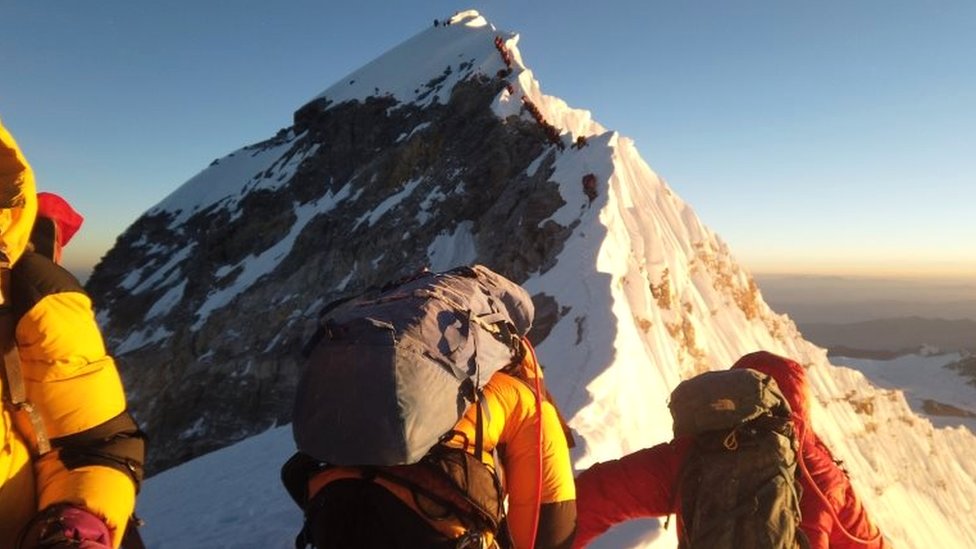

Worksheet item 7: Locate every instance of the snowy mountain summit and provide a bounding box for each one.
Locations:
[88,10,976,548]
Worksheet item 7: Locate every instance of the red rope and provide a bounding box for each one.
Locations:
[525,340,545,549]
[797,430,883,545]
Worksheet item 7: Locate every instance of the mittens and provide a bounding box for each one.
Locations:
[19,504,113,549]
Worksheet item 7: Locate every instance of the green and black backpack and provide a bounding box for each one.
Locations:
[668,368,809,549]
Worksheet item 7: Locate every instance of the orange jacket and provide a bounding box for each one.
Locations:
[574,351,888,549]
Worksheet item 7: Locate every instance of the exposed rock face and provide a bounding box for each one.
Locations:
[87,76,572,474]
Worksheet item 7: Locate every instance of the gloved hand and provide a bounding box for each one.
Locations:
[19,504,113,549]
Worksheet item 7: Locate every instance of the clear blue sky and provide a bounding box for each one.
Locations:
[1,1,973,280]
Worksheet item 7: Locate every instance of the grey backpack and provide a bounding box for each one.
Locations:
[292,264,533,466]
[669,368,808,549]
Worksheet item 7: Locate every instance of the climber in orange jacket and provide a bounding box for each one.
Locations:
[298,341,577,549]
[0,118,145,549]
[573,351,889,549]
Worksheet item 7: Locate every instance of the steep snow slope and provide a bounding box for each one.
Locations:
[138,426,300,549]
[99,10,976,548]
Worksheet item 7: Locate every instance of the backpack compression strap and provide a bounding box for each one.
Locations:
[524,340,544,549]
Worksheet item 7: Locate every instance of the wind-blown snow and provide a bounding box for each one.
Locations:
[146,280,187,320]
[353,177,422,229]
[136,10,976,549]
[427,221,478,272]
[115,325,173,355]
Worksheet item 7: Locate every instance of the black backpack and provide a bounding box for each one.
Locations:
[282,443,510,549]
[668,368,808,549]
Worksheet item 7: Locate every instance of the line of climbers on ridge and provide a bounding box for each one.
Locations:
[491,35,566,151]
[493,35,515,69]
[493,36,594,203]
[434,11,463,27]
[1,110,893,549]
[496,33,597,206]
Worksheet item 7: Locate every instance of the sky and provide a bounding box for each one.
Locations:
[1,1,973,281]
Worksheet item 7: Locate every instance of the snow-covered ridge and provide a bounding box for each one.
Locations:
[307,8,605,144]
[310,10,492,109]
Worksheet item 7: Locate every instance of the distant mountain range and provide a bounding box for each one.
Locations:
[797,316,976,357]
[755,274,976,324]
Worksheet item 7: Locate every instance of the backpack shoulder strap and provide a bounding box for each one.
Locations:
[281,452,331,509]
[0,256,51,455]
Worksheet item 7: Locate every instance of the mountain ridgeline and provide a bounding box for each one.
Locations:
[85,11,976,548]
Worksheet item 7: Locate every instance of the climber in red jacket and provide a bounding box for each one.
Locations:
[573,351,890,549]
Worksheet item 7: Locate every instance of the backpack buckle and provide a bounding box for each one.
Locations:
[455,531,489,549]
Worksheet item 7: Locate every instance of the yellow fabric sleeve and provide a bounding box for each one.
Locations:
[17,292,127,439]
[34,454,136,547]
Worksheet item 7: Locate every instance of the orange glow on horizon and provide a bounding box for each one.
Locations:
[745,259,976,280]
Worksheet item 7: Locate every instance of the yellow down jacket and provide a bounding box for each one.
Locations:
[0,118,143,548]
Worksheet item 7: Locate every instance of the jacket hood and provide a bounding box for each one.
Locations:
[37,192,84,248]
[731,350,811,433]
[0,118,38,266]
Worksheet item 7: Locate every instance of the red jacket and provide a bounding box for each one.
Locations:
[574,351,889,549]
